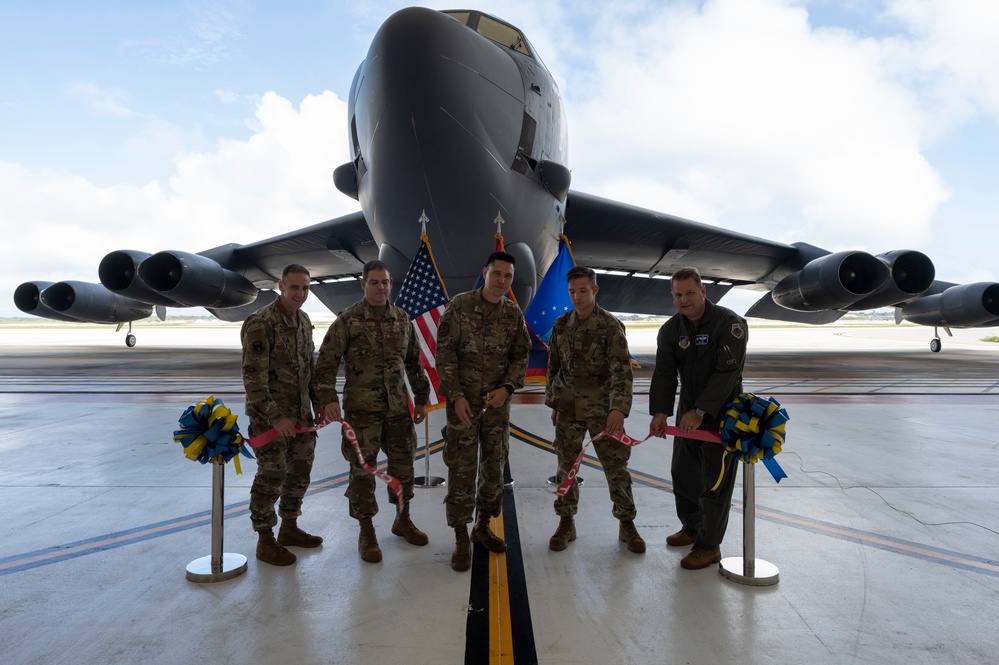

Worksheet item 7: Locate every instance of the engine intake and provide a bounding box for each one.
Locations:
[137,251,257,308]
[99,250,184,306]
[771,251,889,312]
[846,250,935,310]
[14,281,82,322]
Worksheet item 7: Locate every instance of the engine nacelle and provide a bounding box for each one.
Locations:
[846,250,936,310]
[771,251,890,312]
[37,281,153,323]
[137,251,257,308]
[98,250,184,307]
[900,282,999,327]
[14,281,83,322]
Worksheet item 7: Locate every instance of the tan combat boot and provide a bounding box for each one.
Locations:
[391,503,429,546]
[277,518,324,548]
[470,514,506,553]
[680,547,721,570]
[619,519,646,554]
[358,517,382,563]
[256,529,296,566]
[451,526,472,572]
[548,516,576,552]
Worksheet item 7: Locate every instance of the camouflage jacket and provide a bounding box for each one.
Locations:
[435,288,531,405]
[314,299,430,414]
[545,304,633,419]
[240,298,317,427]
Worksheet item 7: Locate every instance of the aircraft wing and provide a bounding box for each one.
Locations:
[563,190,804,316]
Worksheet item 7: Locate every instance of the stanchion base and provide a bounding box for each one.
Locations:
[719,556,779,586]
[415,475,446,488]
[546,475,584,486]
[185,553,248,583]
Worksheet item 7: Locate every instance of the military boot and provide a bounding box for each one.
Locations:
[391,503,429,546]
[358,517,382,563]
[548,516,576,552]
[451,526,472,571]
[256,529,296,566]
[278,518,324,548]
[471,513,506,553]
[619,519,646,554]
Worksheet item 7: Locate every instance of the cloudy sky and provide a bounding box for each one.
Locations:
[2,0,997,318]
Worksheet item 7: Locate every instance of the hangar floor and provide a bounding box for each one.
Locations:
[1,322,997,664]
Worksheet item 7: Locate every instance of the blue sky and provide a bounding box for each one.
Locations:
[2,0,997,318]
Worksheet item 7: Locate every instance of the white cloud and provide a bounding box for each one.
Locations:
[564,0,948,252]
[1,91,357,316]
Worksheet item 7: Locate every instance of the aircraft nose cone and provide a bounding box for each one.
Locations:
[355,8,528,280]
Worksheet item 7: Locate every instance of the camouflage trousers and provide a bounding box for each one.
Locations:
[443,400,510,527]
[552,411,637,520]
[341,410,418,520]
[249,425,317,532]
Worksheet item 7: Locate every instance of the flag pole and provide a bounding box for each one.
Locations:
[415,415,445,488]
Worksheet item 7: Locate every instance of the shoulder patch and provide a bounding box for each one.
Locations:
[730,323,746,340]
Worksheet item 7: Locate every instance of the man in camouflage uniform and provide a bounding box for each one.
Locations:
[435,251,531,571]
[650,266,748,570]
[241,264,324,567]
[546,266,645,553]
[315,260,431,563]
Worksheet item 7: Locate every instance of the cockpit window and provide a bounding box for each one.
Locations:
[442,10,533,58]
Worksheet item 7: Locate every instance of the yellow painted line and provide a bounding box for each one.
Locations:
[488,513,514,664]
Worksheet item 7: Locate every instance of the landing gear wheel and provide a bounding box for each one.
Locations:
[126,333,137,348]
[930,338,941,353]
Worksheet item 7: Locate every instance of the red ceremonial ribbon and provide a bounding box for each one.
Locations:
[554,426,722,497]
[247,418,404,513]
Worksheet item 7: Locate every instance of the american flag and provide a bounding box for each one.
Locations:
[395,235,450,409]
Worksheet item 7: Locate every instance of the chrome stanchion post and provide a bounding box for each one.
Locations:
[719,460,779,586]
[186,461,248,582]
[415,416,445,488]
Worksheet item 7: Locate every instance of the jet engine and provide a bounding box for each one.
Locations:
[771,250,889,312]
[14,281,84,322]
[845,250,935,310]
[899,282,999,327]
[98,250,184,306]
[35,281,153,323]
[137,251,257,308]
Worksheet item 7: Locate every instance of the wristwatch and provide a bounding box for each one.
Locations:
[694,407,706,418]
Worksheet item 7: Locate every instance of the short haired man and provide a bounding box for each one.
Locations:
[649,266,748,570]
[545,266,644,553]
[435,251,531,571]
[315,260,432,563]
[241,264,324,566]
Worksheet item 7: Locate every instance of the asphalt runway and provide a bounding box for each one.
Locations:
[2,321,998,392]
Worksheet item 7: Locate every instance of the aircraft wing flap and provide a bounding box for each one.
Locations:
[564,190,800,283]
[229,211,377,286]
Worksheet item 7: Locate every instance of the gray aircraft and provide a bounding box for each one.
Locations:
[13,7,999,352]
